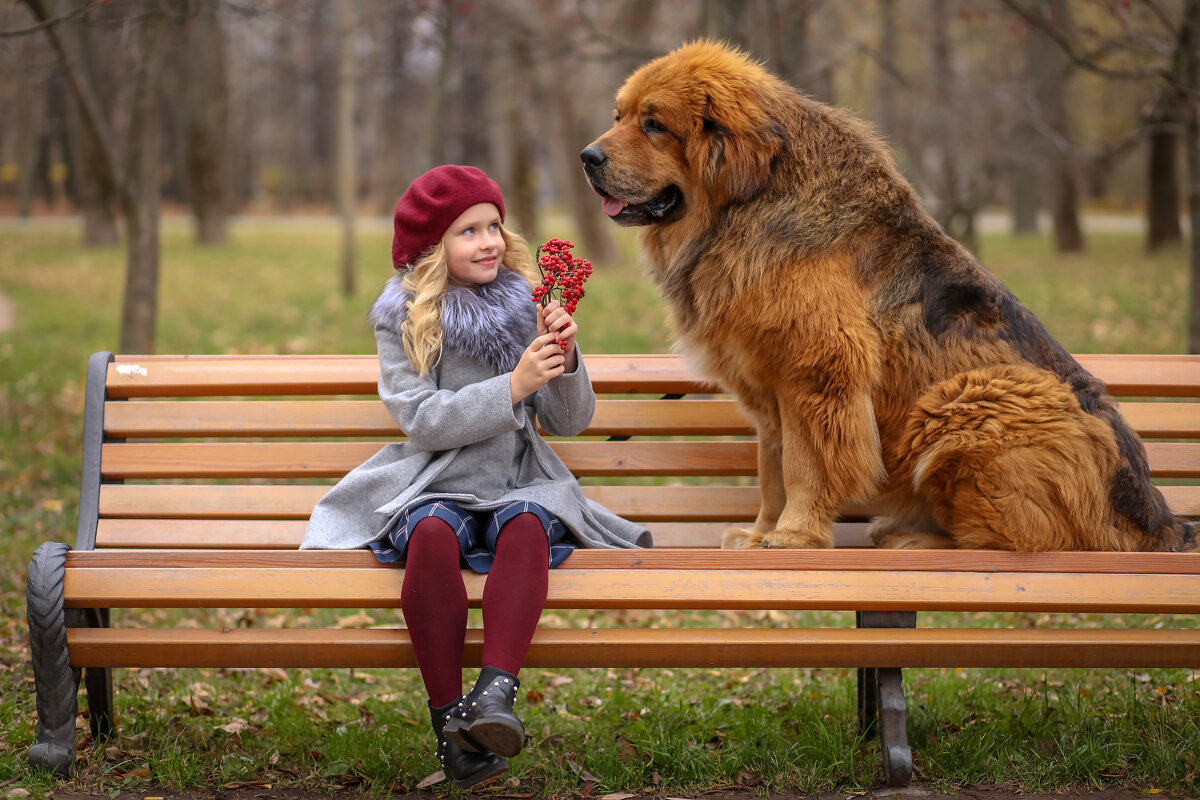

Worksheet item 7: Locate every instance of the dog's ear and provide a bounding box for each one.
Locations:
[692,93,784,206]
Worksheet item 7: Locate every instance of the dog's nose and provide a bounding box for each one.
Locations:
[580,146,606,169]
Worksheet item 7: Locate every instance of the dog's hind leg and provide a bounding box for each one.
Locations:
[868,515,955,549]
[905,365,1124,551]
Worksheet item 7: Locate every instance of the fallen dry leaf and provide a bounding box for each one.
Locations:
[217,717,251,735]
[416,770,444,790]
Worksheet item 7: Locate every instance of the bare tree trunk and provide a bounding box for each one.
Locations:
[119,9,170,354]
[375,2,414,213]
[1052,158,1084,251]
[335,0,356,297]
[1146,89,1183,251]
[1182,0,1200,353]
[307,3,335,203]
[62,9,119,246]
[14,32,38,218]
[505,42,538,241]
[272,7,299,213]
[1044,0,1084,252]
[427,1,455,166]
[1012,22,1043,235]
[182,0,231,245]
[1011,162,1040,234]
[929,0,976,251]
[67,94,120,245]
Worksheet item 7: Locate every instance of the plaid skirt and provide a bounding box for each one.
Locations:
[367,499,575,574]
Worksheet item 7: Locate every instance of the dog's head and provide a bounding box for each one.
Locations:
[581,40,786,226]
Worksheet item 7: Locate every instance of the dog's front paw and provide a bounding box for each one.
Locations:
[722,527,759,548]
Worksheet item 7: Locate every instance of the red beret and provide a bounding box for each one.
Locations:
[391,165,506,269]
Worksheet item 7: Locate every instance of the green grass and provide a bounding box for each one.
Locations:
[1,216,1198,797]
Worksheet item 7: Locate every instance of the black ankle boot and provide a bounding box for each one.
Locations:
[430,698,508,790]
[443,666,526,757]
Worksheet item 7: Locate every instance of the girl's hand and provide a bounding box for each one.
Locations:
[538,301,578,372]
[510,331,568,404]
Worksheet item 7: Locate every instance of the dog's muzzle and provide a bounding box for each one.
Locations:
[580,145,683,227]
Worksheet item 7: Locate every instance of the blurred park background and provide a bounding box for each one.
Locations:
[2,1,1200,796]
[3,0,1200,351]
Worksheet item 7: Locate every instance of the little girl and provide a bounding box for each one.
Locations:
[302,165,652,789]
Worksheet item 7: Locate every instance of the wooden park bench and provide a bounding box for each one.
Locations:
[26,350,1200,787]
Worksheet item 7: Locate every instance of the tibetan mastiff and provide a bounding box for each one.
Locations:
[581,40,1197,552]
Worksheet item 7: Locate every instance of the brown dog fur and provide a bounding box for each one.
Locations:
[581,40,1197,552]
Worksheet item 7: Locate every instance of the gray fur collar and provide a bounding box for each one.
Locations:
[371,267,535,374]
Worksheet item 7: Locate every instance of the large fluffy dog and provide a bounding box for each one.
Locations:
[582,40,1197,552]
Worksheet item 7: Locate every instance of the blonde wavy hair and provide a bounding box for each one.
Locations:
[401,225,537,376]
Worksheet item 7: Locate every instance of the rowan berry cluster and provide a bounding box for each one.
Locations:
[531,237,593,350]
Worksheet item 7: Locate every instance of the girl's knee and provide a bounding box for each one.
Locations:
[407,516,461,562]
[497,512,548,550]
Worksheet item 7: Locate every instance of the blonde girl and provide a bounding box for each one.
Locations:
[302,165,651,790]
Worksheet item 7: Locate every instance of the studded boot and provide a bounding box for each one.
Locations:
[442,666,526,757]
[429,697,508,790]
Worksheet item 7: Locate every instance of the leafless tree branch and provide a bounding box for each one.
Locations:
[999,0,1173,82]
[0,0,99,38]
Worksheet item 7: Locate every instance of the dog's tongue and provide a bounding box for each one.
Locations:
[601,196,625,217]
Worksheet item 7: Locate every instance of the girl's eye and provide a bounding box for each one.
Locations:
[462,227,475,235]
[489,223,500,232]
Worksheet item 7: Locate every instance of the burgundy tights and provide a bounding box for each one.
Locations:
[400,512,550,707]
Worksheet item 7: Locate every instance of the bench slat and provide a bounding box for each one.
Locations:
[65,548,1200,574]
[96,484,764,522]
[100,441,759,479]
[107,354,1200,398]
[103,399,753,438]
[65,626,1200,670]
[61,566,1200,612]
[97,440,1200,480]
[92,483,1200,521]
[106,355,703,398]
[94,520,837,549]
[101,399,1200,440]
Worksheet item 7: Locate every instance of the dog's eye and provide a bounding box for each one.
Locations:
[642,118,668,135]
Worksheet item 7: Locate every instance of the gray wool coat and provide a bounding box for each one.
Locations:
[301,272,652,554]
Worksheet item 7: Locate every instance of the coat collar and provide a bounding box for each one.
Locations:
[371,267,535,374]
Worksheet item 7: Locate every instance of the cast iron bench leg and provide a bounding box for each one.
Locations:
[82,607,113,739]
[877,667,913,786]
[856,611,916,787]
[26,542,79,777]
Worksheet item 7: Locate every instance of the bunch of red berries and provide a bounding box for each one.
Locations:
[531,237,592,350]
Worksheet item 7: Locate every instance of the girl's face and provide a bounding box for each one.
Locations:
[443,203,505,287]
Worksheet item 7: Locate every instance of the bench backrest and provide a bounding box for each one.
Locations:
[81,352,1200,554]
